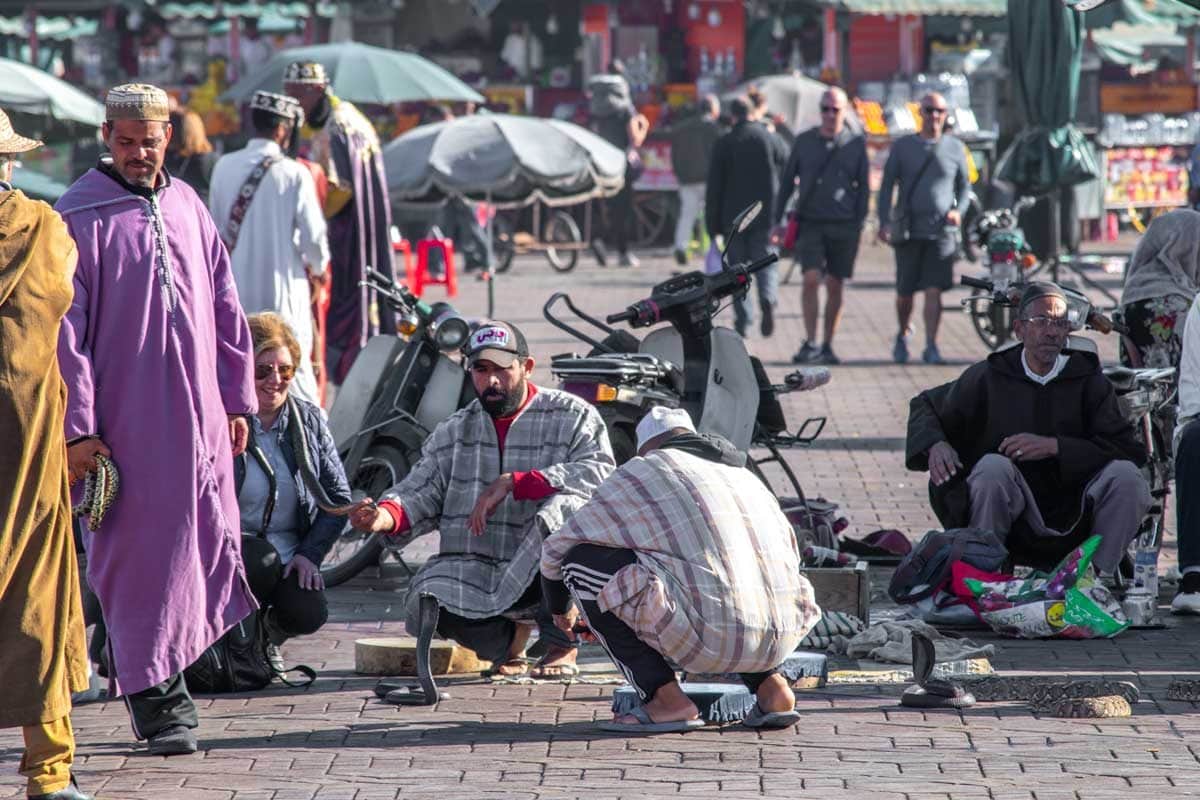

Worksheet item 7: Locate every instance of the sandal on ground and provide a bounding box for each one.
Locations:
[482,657,534,678]
[596,705,706,733]
[742,702,801,729]
[530,661,580,679]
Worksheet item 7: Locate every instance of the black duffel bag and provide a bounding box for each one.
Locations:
[183,611,315,693]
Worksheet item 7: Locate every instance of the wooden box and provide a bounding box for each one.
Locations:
[354,636,491,676]
[799,561,870,625]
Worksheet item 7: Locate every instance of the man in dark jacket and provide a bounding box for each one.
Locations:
[669,95,721,266]
[905,283,1150,573]
[776,88,869,366]
[706,96,785,338]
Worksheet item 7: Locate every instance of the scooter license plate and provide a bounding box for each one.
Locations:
[990,261,1019,283]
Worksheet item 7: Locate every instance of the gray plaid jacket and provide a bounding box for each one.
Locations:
[383,387,614,626]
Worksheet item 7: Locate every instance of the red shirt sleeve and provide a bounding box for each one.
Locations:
[377,499,411,536]
[511,470,558,501]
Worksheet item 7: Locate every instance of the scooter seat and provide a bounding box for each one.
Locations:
[1103,365,1176,392]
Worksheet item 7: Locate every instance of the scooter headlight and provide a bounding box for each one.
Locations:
[434,315,471,352]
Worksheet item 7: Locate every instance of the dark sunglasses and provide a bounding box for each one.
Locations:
[820,105,843,113]
[255,363,295,381]
[922,107,948,116]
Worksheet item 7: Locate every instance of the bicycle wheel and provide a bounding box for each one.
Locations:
[544,209,581,273]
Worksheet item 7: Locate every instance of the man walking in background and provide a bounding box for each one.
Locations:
[877,91,970,365]
[669,94,721,267]
[210,90,328,406]
[707,96,782,338]
[777,88,868,366]
[285,61,393,383]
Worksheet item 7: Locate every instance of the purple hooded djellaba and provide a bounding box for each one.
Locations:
[55,166,258,696]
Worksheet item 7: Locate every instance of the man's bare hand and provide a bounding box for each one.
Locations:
[469,473,514,536]
[927,441,962,486]
[946,209,962,226]
[877,226,892,245]
[348,498,395,533]
[999,433,1058,462]
[284,554,325,591]
[229,415,249,457]
[67,438,111,486]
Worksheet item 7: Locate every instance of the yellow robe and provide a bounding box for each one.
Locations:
[0,189,88,728]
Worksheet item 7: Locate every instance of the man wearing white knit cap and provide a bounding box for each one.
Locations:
[541,406,820,734]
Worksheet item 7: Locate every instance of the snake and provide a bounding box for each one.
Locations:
[956,676,1138,717]
[284,397,375,516]
[73,453,119,530]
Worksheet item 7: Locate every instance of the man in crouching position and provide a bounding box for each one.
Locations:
[349,322,614,678]
[542,407,821,732]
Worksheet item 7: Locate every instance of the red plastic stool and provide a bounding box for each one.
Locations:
[393,238,413,282]
[409,238,458,298]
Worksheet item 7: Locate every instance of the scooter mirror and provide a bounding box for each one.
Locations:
[733,201,763,235]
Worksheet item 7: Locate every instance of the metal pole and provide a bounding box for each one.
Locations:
[486,190,496,319]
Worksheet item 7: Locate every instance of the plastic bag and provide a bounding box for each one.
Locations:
[951,535,1129,639]
[704,239,723,275]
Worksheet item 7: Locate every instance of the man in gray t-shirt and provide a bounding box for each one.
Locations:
[877,92,970,365]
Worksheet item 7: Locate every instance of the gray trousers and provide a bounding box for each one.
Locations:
[967,454,1150,572]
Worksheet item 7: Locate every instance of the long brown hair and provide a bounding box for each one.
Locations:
[172,109,213,157]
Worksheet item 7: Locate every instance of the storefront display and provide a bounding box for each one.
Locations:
[1103,146,1190,210]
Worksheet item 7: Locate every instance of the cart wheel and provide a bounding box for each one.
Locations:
[544,210,581,273]
[631,191,672,248]
[968,292,1014,351]
[491,213,516,274]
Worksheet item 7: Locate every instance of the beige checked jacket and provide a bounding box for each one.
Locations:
[543,448,821,674]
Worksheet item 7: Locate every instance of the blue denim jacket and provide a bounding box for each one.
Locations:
[234,396,353,566]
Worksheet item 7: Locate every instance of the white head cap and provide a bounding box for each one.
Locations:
[635,406,696,453]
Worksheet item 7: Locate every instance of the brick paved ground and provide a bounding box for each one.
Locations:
[5,241,1199,800]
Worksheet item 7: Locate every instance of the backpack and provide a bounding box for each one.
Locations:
[887,528,1008,605]
[182,611,315,693]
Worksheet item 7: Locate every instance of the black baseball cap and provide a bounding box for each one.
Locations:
[465,321,529,367]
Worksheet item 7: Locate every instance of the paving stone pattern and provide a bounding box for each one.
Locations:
[4,244,1198,799]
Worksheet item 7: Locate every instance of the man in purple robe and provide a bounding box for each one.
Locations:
[55,83,258,756]
[284,61,395,382]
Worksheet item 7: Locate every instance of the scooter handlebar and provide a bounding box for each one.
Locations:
[961,275,993,291]
[745,253,779,274]
[367,268,395,287]
[606,308,637,325]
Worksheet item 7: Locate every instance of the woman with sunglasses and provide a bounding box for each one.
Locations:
[234,313,352,670]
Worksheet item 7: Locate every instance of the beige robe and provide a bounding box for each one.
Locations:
[0,190,88,727]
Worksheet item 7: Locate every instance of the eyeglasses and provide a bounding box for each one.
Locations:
[819,105,843,114]
[255,363,295,381]
[1022,316,1072,332]
[921,107,948,116]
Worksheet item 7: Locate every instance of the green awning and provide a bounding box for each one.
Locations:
[0,15,98,39]
[1084,0,1200,29]
[813,0,1006,16]
[1091,22,1186,67]
[153,2,335,20]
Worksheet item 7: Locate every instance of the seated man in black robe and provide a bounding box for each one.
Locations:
[905,282,1150,573]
